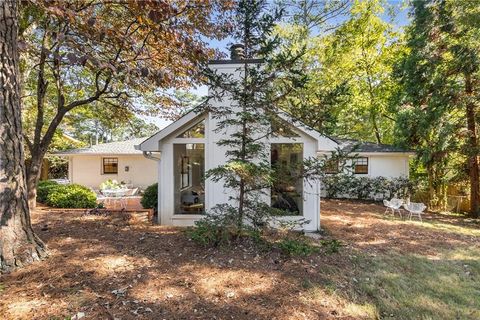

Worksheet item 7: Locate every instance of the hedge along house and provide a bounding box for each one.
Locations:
[56,138,157,190]
[137,51,413,231]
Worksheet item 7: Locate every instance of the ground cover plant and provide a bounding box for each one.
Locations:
[1,199,478,320]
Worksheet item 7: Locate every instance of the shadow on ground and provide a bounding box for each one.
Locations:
[0,200,478,320]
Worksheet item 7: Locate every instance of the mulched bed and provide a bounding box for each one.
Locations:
[0,200,477,320]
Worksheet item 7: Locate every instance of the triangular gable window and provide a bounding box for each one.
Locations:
[271,118,300,137]
[177,119,205,138]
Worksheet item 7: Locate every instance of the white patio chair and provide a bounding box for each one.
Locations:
[383,198,404,218]
[403,202,426,222]
[125,188,139,196]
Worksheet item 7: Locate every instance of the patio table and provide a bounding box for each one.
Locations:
[100,189,130,209]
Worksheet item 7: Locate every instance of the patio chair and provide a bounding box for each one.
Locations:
[403,202,427,222]
[125,188,139,196]
[383,198,404,218]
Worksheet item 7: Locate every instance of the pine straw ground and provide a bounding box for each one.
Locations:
[1,200,479,320]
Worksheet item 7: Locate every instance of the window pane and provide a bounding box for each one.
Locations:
[177,120,205,138]
[174,143,205,214]
[271,143,303,215]
[103,158,118,174]
[325,159,339,174]
[354,157,368,174]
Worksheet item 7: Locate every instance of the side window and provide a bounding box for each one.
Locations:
[353,157,368,174]
[103,158,118,174]
[325,159,339,174]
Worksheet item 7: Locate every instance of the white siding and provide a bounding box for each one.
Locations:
[368,155,409,178]
[141,61,412,231]
[69,155,157,189]
[155,112,321,231]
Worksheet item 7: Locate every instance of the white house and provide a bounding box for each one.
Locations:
[56,138,157,189]
[136,55,413,231]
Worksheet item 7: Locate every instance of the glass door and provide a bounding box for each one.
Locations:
[173,143,205,214]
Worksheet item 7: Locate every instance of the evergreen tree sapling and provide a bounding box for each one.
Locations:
[200,0,310,236]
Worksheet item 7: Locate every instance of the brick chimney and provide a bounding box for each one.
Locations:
[230,44,245,60]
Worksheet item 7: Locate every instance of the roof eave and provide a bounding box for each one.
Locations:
[53,152,143,156]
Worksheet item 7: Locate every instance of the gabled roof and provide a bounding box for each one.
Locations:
[137,104,413,155]
[275,109,338,152]
[55,138,146,156]
[333,138,413,154]
[137,105,206,152]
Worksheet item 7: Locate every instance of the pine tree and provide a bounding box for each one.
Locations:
[201,0,309,236]
[395,0,479,216]
[1,0,46,273]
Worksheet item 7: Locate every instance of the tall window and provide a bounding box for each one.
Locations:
[353,157,368,174]
[271,143,303,215]
[174,143,205,214]
[103,158,118,174]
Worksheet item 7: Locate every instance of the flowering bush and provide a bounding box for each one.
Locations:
[323,174,414,201]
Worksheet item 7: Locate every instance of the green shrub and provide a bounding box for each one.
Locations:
[320,239,342,254]
[37,180,60,203]
[187,206,240,246]
[278,238,319,256]
[46,184,97,208]
[140,183,158,212]
[188,218,230,247]
[323,174,415,201]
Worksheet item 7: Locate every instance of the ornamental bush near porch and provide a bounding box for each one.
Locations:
[141,183,158,213]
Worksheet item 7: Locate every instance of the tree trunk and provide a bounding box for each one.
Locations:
[26,155,43,208]
[465,73,479,218]
[0,0,47,273]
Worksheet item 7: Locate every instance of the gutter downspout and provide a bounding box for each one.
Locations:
[143,151,161,161]
[142,151,161,224]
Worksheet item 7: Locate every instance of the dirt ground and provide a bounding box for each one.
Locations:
[0,200,478,320]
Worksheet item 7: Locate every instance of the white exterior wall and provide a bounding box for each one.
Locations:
[68,154,157,189]
[142,60,412,231]
[152,62,323,231]
[367,155,409,178]
[155,113,321,231]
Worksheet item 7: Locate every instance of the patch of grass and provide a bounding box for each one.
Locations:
[302,284,379,319]
[277,238,319,256]
[411,219,480,237]
[356,247,480,319]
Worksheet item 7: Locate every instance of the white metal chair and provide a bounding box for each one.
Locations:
[403,202,427,222]
[383,198,404,218]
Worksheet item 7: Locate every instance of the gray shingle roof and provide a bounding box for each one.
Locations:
[56,133,411,156]
[55,138,146,155]
[333,138,411,153]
